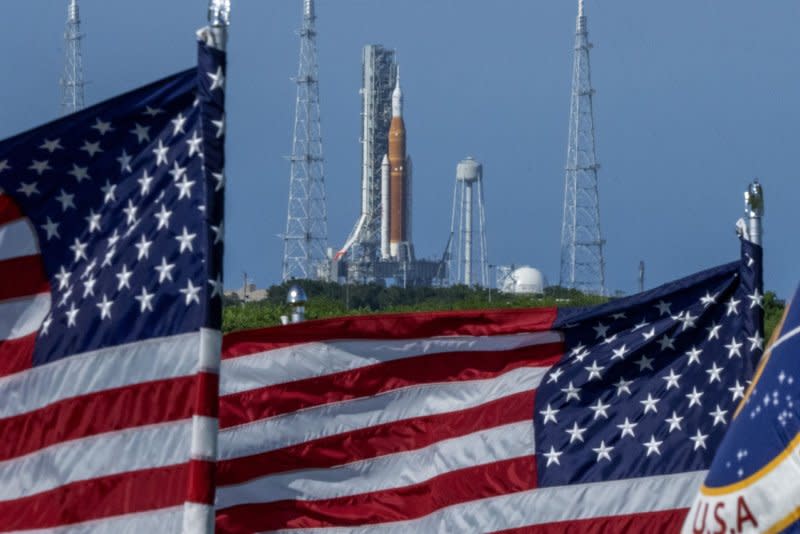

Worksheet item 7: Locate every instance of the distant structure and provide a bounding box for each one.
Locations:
[499,266,547,295]
[449,157,488,286]
[335,49,444,287]
[61,0,86,115]
[282,0,329,282]
[638,260,645,293]
[559,0,606,295]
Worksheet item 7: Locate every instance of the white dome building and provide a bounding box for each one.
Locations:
[499,266,547,295]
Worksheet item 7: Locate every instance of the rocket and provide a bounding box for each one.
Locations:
[386,67,413,260]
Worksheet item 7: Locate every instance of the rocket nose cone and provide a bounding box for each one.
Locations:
[382,154,389,165]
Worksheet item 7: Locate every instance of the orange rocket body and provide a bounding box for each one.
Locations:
[388,115,406,251]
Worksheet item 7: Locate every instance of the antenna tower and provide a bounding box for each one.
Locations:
[282,0,329,281]
[61,0,86,115]
[559,0,606,295]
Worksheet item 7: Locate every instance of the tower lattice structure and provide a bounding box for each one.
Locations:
[559,0,606,295]
[282,0,329,282]
[61,0,86,115]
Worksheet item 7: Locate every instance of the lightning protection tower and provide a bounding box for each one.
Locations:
[61,0,86,115]
[449,157,488,287]
[559,0,606,295]
[282,0,329,282]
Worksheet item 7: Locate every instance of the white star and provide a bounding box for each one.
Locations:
[40,314,52,335]
[144,105,163,117]
[83,275,97,298]
[58,285,73,308]
[611,344,628,361]
[612,312,627,320]
[208,274,223,299]
[573,347,590,363]
[561,381,580,402]
[700,291,718,308]
[565,422,587,443]
[101,245,116,267]
[187,130,203,156]
[706,362,724,384]
[725,337,743,359]
[117,150,133,173]
[171,113,188,136]
[54,189,76,212]
[155,257,175,283]
[655,300,672,316]
[539,404,559,424]
[635,354,654,372]
[592,440,613,462]
[212,115,225,138]
[614,377,633,396]
[211,221,224,244]
[686,387,704,408]
[107,229,121,247]
[589,399,611,420]
[729,380,745,401]
[175,226,197,253]
[663,369,681,390]
[85,210,102,233]
[28,159,51,175]
[123,199,138,225]
[0,160,10,172]
[175,177,195,200]
[726,296,741,316]
[134,286,155,312]
[643,435,663,456]
[593,323,609,338]
[168,161,187,181]
[706,322,722,340]
[65,303,79,327]
[17,181,39,197]
[585,360,604,381]
[212,171,225,192]
[617,417,637,438]
[153,139,169,165]
[138,170,154,195]
[546,367,564,384]
[155,204,172,230]
[665,411,683,432]
[602,334,618,345]
[543,446,563,467]
[40,138,63,152]
[642,327,656,341]
[709,405,728,426]
[640,393,660,414]
[81,140,102,157]
[689,429,709,450]
[68,164,90,182]
[101,180,117,204]
[207,65,225,91]
[179,279,201,305]
[686,346,703,365]
[135,234,153,260]
[747,331,764,352]
[69,238,88,262]
[40,217,60,240]
[116,264,133,290]
[748,289,764,309]
[92,118,114,135]
[631,319,650,331]
[657,334,675,351]
[97,294,113,320]
[130,123,151,143]
[677,311,698,331]
[54,266,71,290]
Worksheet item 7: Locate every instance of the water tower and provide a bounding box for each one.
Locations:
[449,157,488,286]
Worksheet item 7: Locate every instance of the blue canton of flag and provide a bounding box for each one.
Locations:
[684,281,799,534]
[535,240,763,501]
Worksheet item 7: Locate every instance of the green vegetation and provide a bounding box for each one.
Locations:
[224,281,785,341]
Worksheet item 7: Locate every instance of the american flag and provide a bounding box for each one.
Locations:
[215,239,762,533]
[0,31,225,532]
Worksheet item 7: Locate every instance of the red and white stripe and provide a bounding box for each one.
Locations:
[0,192,220,532]
[216,310,698,533]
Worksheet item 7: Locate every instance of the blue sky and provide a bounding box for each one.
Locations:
[2,1,799,297]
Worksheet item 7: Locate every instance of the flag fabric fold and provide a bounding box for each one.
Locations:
[0,33,225,532]
[216,239,763,533]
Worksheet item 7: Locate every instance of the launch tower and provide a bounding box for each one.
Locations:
[61,0,86,115]
[281,0,329,282]
[559,0,606,295]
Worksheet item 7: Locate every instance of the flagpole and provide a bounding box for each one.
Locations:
[745,180,764,247]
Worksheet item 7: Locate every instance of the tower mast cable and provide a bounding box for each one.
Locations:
[282,0,329,281]
[61,0,86,115]
[559,0,606,295]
